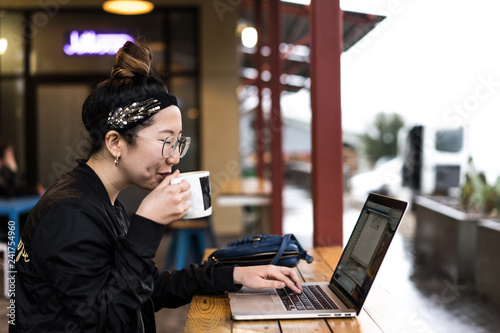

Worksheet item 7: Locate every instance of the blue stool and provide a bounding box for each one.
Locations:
[164,219,216,270]
[0,195,40,249]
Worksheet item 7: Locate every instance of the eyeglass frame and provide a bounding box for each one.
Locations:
[136,135,191,159]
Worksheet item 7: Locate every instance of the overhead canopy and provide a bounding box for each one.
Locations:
[238,1,385,93]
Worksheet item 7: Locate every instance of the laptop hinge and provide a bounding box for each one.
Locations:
[329,283,359,313]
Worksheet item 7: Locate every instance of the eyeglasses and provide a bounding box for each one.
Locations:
[136,135,191,159]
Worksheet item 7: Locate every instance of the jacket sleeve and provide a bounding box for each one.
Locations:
[30,205,165,332]
[150,261,241,310]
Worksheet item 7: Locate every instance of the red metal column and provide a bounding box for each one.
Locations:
[255,0,265,178]
[310,0,343,246]
[269,0,283,235]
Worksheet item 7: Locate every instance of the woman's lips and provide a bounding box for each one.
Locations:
[159,172,171,178]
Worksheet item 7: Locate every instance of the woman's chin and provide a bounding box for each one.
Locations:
[137,181,159,192]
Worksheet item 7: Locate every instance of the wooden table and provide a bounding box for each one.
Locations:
[216,177,272,207]
[184,246,384,332]
[216,177,272,233]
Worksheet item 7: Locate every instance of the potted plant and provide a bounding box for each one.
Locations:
[414,157,499,286]
[460,157,500,216]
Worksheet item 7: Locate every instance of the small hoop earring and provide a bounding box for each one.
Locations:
[114,156,119,167]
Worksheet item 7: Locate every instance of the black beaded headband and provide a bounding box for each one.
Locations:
[107,94,178,130]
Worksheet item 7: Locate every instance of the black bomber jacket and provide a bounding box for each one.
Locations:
[11,160,238,332]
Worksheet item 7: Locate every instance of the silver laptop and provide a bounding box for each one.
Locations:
[228,192,408,320]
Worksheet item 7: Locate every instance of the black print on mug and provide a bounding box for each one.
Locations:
[199,176,212,211]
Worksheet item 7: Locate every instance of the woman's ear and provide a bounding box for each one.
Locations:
[104,130,121,159]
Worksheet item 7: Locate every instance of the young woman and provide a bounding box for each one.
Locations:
[13,41,301,332]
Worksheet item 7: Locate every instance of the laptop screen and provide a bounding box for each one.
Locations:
[330,193,407,313]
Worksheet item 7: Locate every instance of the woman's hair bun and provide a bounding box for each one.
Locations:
[110,41,153,79]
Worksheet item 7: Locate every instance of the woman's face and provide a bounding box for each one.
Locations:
[120,105,183,191]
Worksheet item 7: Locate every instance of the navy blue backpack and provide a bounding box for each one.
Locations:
[208,233,314,267]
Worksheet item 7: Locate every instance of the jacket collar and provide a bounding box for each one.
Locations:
[74,159,115,207]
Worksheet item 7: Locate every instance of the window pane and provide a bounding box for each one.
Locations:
[169,11,197,73]
[435,128,463,153]
[0,12,24,75]
[37,84,90,186]
[0,79,25,168]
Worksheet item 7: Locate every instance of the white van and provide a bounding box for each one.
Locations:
[401,125,469,195]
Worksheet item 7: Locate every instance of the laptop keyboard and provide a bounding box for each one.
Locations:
[276,285,339,311]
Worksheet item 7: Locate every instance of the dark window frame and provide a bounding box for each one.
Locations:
[0,7,200,187]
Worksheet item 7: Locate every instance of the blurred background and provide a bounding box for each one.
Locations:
[1,0,500,331]
[2,0,499,231]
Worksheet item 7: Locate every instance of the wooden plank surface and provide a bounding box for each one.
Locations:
[327,315,382,333]
[218,177,271,196]
[280,319,332,332]
[233,320,281,333]
[184,295,232,333]
[185,247,383,332]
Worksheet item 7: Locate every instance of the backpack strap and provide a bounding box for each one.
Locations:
[270,234,292,265]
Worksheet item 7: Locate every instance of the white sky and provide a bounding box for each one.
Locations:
[285,0,500,174]
[284,0,500,130]
[341,0,500,173]
[341,0,500,127]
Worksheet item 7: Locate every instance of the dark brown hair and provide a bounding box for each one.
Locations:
[82,41,169,157]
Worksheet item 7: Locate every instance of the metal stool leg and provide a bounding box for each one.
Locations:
[164,219,214,270]
[174,230,190,270]
[205,217,217,248]
[192,229,207,264]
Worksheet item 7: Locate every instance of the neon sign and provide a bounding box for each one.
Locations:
[64,30,134,56]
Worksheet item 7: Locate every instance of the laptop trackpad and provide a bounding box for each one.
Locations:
[235,293,274,303]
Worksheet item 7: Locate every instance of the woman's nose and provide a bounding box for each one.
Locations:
[166,146,181,165]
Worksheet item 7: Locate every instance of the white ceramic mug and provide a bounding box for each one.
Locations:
[171,171,212,219]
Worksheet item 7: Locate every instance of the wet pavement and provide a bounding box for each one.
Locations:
[283,186,500,333]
